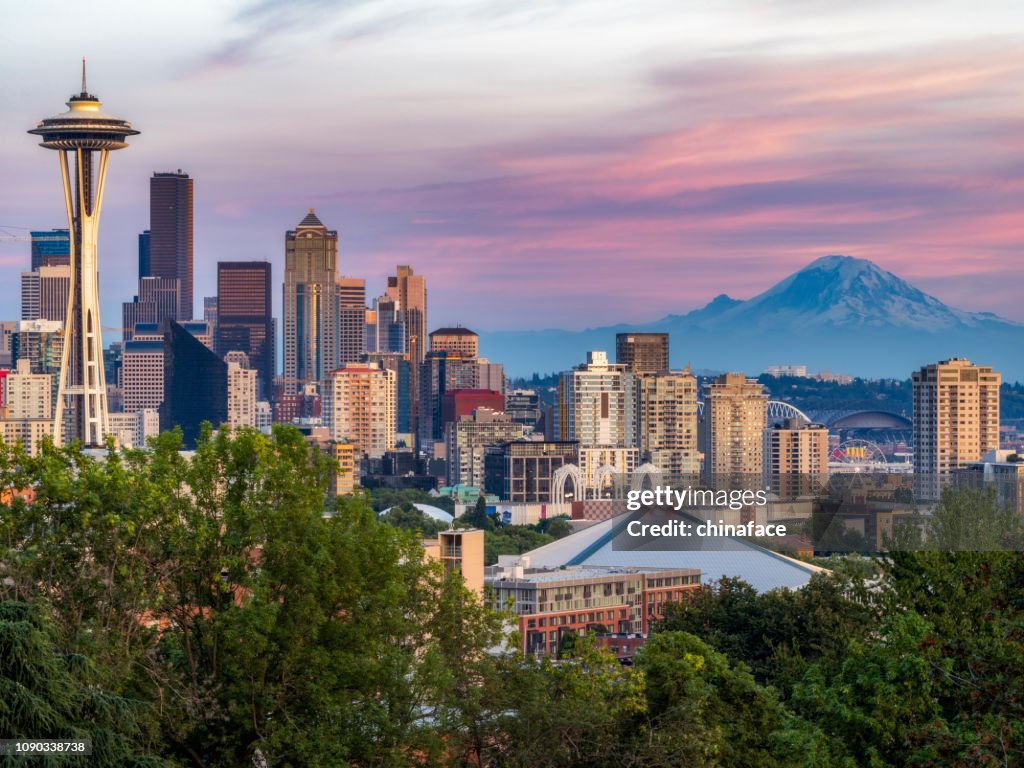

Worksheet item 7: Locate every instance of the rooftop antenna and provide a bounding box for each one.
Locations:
[81,57,87,94]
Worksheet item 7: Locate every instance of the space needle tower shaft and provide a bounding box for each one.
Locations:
[28,61,139,446]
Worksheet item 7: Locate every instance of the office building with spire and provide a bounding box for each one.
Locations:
[283,210,339,393]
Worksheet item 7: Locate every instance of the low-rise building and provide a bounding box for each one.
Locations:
[487,559,701,656]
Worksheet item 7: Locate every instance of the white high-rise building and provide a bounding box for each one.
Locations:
[227,362,258,428]
[3,359,52,420]
[557,351,634,448]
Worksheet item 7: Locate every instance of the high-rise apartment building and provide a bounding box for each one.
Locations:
[336,277,366,366]
[557,351,634,449]
[763,417,830,500]
[322,362,396,459]
[226,362,258,429]
[912,358,1001,500]
[700,373,768,481]
[29,229,70,270]
[635,368,701,476]
[283,210,338,393]
[149,171,193,319]
[616,333,669,374]
[217,261,274,401]
[445,407,525,487]
[21,265,70,322]
[2,359,52,420]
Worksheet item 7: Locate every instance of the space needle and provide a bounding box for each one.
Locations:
[28,61,139,447]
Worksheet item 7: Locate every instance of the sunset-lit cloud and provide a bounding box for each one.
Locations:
[2,1,1023,331]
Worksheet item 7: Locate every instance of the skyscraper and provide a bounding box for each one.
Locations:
[122,277,182,340]
[418,351,479,449]
[217,261,274,401]
[322,362,396,459]
[28,63,139,446]
[445,408,524,487]
[557,351,635,449]
[429,327,479,358]
[336,277,366,366]
[700,373,768,481]
[30,229,70,270]
[283,210,338,393]
[161,321,227,448]
[226,362,258,428]
[386,266,426,434]
[912,358,1001,500]
[21,265,70,322]
[149,171,193,319]
[367,295,405,354]
[763,417,829,500]
[616,333,669,374]
[635,368,701,476]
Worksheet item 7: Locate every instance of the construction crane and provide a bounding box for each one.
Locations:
[0,225,31,242]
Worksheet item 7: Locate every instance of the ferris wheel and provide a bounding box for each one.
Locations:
[832,439,887,466]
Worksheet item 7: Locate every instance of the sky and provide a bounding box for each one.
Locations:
[3,0,1024,335]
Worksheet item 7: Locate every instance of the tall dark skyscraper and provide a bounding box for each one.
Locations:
[150,171,193,319]
[217,261,274,401]
[161,321,227,448]
[30,229,70,269]
[615,332,669,374]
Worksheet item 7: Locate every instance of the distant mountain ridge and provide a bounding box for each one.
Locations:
[481,255,1024,380]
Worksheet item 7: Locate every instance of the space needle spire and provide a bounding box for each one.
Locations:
[28,65,140,447]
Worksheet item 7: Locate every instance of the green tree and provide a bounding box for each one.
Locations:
[635,631,837,768]
[380,502,449,537]
[0,601,166,767]
[458,495,495,531]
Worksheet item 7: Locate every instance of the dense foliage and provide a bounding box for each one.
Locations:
[1,429,1022,766]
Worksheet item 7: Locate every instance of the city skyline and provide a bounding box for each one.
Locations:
[4,1,1024,335]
